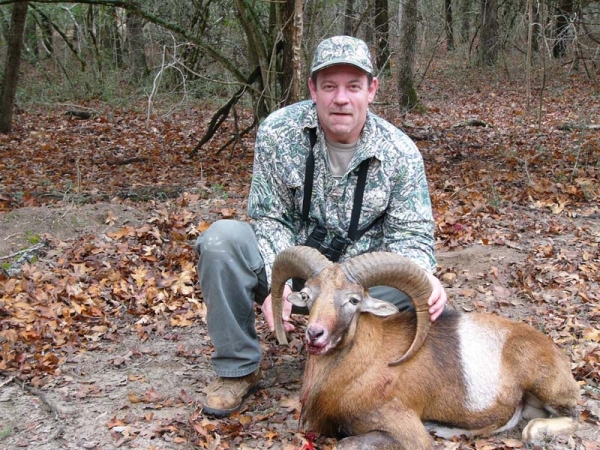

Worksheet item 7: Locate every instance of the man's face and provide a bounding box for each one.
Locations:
[309,64,378,144]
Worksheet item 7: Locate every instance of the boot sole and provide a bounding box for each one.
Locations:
[202,384,261,418]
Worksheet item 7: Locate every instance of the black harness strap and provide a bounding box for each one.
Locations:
[348,158,369,241]
[301,128,318,224]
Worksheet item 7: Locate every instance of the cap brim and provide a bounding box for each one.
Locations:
[311,59,372,75]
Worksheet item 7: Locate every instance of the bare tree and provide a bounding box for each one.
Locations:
[553,0,574,58]
[102,8,123,68]
[40,12,53,55]
[280,0,305,106]
[126,7,148,79]
[344,0,355,35]
[373,0,390,71]
[479,0,499,65]
[445,0,454,50]
[397,0,420,111]
[460,0,471,43]
[0,1,28,133]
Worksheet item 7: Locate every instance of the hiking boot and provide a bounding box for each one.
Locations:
[202,368,261,417]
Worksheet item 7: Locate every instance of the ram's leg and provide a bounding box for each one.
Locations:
[527,370,580,416]
[522,393,549,420]
[514,334,581,416]
[522,417,579,444]
[336,411,435,450]
[335,431,401,450]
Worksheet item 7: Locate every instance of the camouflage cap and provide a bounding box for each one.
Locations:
[310,36,373,76]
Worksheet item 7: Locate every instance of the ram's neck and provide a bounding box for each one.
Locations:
[299,314,386,434]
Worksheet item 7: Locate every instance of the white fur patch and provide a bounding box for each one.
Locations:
[458,317,508,412]
[425,404,522,439]
[425,423,477,439]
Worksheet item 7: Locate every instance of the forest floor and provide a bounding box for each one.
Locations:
[0,61,599,449]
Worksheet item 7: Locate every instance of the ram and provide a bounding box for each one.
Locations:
[271,246,580,450]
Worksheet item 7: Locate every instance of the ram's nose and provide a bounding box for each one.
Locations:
[306,325,325,344]
[305,325,330,355]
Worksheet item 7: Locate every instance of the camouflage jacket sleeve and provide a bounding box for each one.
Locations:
[247,107,309,287]
[381,141,437,273]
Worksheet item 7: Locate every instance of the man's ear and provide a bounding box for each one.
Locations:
[368,76,379,103]
[361,294,399,317]
[308,77,318,102]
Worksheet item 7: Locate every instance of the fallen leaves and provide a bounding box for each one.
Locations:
[0,201,210,384]
[0,68,598,450]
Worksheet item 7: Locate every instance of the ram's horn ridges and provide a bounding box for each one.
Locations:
[271,246,332,344]
[341,252,433,365]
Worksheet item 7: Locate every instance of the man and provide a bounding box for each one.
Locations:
[195,36,447,418]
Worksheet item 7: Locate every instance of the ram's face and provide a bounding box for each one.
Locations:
[287,265,397,355]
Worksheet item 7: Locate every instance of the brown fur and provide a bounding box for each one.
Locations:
[272,248,580,449]
[299,309,580,449]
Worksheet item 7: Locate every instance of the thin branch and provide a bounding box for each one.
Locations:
[0,242,45,261]
[1,0,247,84]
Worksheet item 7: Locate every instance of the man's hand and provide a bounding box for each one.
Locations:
[261,284,295,332]
[425,271,447,321]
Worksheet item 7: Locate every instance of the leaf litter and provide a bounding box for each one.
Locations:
[0,64,599,449]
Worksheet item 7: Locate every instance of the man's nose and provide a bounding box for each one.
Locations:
[333,88,350,104]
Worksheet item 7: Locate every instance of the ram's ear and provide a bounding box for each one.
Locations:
[288,291,309,308]
[361,295,399,317]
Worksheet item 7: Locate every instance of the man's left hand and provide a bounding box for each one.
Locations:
[424,272,447,321]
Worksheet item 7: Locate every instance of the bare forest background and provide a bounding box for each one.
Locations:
[0,0,599,134]
[0,1,599,449]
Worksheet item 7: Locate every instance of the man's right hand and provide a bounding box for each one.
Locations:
[261,284,295,333]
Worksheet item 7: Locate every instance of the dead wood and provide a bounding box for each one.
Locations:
[453,118,491,128]
[65,110,92,120]
[107,157,149,166]
[557,123,600,131]
[188,66,261,158]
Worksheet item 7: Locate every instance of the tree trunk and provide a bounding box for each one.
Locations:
[87,5,103,74]
[526,0,533,111]
[102,8,123,68]
[553,0,573,58]
[181,0,213,77]
[24,11,37,57]
[479,0,499,65]
[235,0,272,116]
[374,0,390,71]
[445,0,454,50]
[531,0,541,54]
[41,13,53,55]
[460,0,471,43]
[0,1,28,133]
[344,0,355,35]
[397,0,420,111]
[288,0,305,105]
[126,8,148,79]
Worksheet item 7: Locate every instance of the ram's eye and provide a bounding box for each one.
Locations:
[301,292,310,302]
[348,295,360,306]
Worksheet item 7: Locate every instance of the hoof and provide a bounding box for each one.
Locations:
[522,417,579,443]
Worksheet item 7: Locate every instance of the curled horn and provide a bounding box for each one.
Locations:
[341,252,433,366]
[271,246,332,345]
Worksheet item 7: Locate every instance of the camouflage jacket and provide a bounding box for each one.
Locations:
[248,100,436,287]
